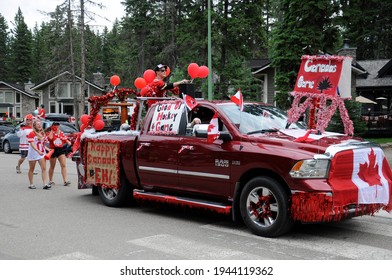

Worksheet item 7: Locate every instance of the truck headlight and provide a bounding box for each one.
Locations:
[290,159,330,178]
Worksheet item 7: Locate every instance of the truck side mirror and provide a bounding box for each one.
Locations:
[219,130,232,142]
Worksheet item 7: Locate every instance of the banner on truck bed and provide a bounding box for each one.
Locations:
[85,140,121,188]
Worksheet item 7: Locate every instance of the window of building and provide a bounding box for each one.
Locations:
[4,91,13,103]
[57,82,81,98]
[49,84,56,98]
[15,106,20,118]
[49,101,56,113]
[63,104,74,116]
[15,92,21,103]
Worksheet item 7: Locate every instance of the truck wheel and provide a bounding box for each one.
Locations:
[92,186,98,196]
[240,177,293,237]
[98,174,132,207]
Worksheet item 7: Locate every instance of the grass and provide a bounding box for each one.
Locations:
[364,138,392,144]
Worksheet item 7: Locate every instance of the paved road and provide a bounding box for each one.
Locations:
[0,148,392,261]
[382,144,392,167]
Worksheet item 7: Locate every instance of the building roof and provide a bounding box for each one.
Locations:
[0,81,39,99]
[30,71,105,91]
[249,59,272,75]
[356,59,392,88]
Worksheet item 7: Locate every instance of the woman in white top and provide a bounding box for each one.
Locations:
[27,120,51,190]
[16,114,34,173]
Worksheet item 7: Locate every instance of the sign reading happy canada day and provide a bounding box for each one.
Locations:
[294,55,352,99]
[149,102,184,134]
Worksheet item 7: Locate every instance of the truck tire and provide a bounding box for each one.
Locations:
[239,176,293,237]
[98,173,133,207]
[92,186,99,196]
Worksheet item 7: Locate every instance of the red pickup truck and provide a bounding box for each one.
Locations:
[74,98,392,237]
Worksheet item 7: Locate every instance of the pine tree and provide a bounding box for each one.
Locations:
[9,8,33,83]
[269,0,340,109]
[340,0,392,59]
[0,14,10,80]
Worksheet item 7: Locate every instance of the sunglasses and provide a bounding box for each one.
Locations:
[159,69,166,72]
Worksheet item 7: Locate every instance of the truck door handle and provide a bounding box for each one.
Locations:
[137,142,151,151]
[178,145,194,154]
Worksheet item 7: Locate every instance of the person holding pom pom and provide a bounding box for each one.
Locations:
[46,122,72,187]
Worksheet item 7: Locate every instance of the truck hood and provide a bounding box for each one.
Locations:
[247,128,376,158]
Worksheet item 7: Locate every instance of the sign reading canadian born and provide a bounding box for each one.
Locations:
[85,141,120,188]
[149,102,184,134]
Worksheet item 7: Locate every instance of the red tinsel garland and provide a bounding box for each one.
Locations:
[291,192,386,222]
[288,92,354,135]
[87,88,139,129]
[301,55,346,61]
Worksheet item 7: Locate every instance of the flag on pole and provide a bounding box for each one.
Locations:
[230,90,243,111]
[207,112,220,143]
[183,94,198,111]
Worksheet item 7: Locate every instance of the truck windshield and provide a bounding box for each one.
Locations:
[219,104,306,134]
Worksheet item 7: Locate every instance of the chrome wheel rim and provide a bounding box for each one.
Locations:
[101,187,118,200]
[246,186,278,227]
[4,142,10,152]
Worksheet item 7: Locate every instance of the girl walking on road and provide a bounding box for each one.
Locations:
[27,120,51,190]
[46,122,71,186]
[16,114,33,174]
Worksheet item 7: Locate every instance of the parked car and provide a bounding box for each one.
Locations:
[0,125,15,150]
[2,120,78,153]
[45,113,72,122]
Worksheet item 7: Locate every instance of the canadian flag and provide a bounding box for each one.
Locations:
[329,147,392,208]
[230,90,243,111]
[207,112,220,143]
[183,94,198,111]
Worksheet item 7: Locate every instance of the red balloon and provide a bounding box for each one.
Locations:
[94,114,102,121]
[80,114,89,124]
[188,63,199,79]
[197,66,209,78]
[143,69,156,83]
[134,77,147,89]
[110,75,121,86]
[80,123,87,132]
[93,119,105,131]
[166,66,171,76]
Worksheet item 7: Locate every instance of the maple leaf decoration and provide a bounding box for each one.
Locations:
[358,149,382,186]
[317,77,333,93]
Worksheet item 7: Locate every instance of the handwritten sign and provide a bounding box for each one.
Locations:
[149,102,184,135]
[85,141,120,188]
[294,56,351,98]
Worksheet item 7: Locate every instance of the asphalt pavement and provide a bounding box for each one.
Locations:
[381,143,392,166]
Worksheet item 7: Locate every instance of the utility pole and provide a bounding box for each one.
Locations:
[80,0,86,119]
[207,0,213,100]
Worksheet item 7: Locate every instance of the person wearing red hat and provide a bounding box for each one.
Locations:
[16,114,35,174]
